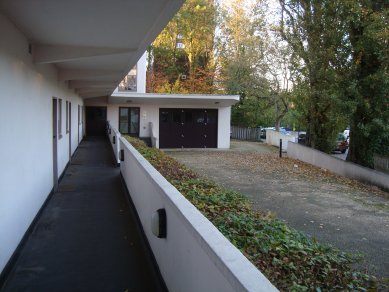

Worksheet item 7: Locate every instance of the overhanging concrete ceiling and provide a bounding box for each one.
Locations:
[109,93,240,107]
[0,0,184,99]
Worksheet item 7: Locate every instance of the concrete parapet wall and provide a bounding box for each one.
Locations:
[266,130,297,151]
[119,136,277,292]
[107,122,121,165]
[288,142,389,191]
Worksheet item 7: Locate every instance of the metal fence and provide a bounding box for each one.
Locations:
[231,126,262,141]
[374,155,389,174]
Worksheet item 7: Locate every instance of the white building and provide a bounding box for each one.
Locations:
[85,52,239,149]
[0,1,276,291]
[0,0,237,278]
[0,0,185,277]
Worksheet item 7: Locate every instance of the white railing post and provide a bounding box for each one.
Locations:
[118,137,278,292]
[108,122,121,166]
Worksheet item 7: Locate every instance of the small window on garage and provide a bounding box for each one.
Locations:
[160,111,170,123]
[206,110,217,124]
[195,111,204,124]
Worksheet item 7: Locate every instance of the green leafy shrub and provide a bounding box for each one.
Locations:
[124,136,376,291]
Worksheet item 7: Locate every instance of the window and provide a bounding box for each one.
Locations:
[58,99,62,138]
[160,111,170,123]
[119,107,140,136]
[66,101,69,133]
[118,65,137,92]
[205,110,217,124]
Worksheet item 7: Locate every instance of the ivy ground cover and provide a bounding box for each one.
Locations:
[125,136,377,291]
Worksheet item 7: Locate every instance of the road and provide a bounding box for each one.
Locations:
[166,141,389,278]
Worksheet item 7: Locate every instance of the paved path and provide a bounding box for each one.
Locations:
[1,137,166,292]
[167,140,389,278]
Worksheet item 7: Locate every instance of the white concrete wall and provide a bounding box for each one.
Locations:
[137,52,147,93]
[266,130,297,150]
[119,137,277,292]
[218,106,232,148]
[111,51,147,94]
[104,104,231,149]
[288,142,389,191]
[107,122,121,165]
[0,12,84,273]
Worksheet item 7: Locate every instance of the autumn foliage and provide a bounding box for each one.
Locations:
[146,0,217,94]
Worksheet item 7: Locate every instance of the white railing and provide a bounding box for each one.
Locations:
[149,122,157,148]
[107,122,121,166]
[119,135,277,292]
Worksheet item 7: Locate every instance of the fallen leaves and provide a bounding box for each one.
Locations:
[178,150,388,200]
[125,136,378,291]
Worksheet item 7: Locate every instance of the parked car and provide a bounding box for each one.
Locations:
[260,127,275,139]
[333,133,348,153]
[260,128,266,139]
[279,128,291,135]
[298,132,307,145]
[343,128,350,139]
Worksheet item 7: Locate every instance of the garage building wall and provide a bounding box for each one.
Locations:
[100,103,232,149]
[0,12,84,274]
[217,107,231,149]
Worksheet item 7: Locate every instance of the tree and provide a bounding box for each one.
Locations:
[344,1,389,167]
[218,0,289,128]
[278,0,349,152]
[147,0,217,94]
[265,38,295,130]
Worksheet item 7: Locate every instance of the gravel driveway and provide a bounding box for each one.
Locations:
[166,140,389,278]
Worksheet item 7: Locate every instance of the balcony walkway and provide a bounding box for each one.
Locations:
[1,136,166,292]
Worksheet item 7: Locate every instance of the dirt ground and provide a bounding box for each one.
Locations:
[166,140,389,279]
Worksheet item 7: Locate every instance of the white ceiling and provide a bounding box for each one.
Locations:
[0,0,184,98]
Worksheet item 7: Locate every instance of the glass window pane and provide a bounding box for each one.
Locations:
[195,111,204,124]
[119,107,139,136]
[161,111,169,123]
[119,108,129,133]
[129,108,139,135]
[206,111,217,124]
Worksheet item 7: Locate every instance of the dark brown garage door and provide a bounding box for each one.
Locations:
[159,108,218,148]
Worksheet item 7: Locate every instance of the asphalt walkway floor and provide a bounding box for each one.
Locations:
[1,136,165,292]
[167,140,389,279]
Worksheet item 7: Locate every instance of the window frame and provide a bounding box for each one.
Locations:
[118,107,140,136]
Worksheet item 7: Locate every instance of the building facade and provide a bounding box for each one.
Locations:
[85,52,238,149]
